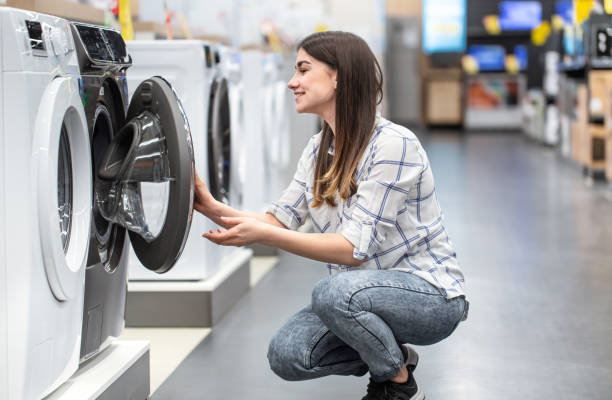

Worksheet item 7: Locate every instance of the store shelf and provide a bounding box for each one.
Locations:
[2,0,105,24]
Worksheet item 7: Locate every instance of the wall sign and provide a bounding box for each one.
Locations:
[422,0,467,54]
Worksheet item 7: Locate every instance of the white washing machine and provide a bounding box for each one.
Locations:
[215,45,247,262]
[0,8,92,399]
[125,40,229,281]
[217,45,246,214]
[70,23,196,362]
[262,52,291,202]
[240,50,268,214]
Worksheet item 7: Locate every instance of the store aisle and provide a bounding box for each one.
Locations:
[153,131,612,400]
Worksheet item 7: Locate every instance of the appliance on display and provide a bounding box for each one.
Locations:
[422,0,466,54]
[241,50,270,214]
[386,16,422,124]
[498,1,542,31]
[217,45,246,214]
[584,14,612,68]
[126,40,232,281]
[556,0,574,25]
[262,52,291,203]
[215,44,247,262]
[467,45,506,72]
[464,74,526,130]
[70,23,195,362]
[514,45,528,71]
[0,8,92,399]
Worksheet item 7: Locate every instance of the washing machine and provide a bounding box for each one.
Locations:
[70,23,195,362]
[125,40,229,281]
[0,8,92,399]
[240,50,268,214]
[262,52,291,202]
[217,45,246,214]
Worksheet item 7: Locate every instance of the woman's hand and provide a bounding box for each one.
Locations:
[203,216,269,247]
[193,171,215,216]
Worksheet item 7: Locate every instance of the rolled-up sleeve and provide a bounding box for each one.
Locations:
[339,136,426,260]
[266,136,316,230]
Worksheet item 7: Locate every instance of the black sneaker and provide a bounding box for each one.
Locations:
[400,344,419,373]
[361,376,385,400]
[382,372,425,400]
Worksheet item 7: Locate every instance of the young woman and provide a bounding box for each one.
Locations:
[193,31,468,400]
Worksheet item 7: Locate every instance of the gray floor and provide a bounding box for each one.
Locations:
[152,131,612,399]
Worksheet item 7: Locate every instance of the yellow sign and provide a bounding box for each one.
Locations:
[551,14,564,31]
[119,0,133,41]
[575,0,594,25]
[505,54,520,74]
[462,55,479,75]
[606,0,612,14]
[531,21,551,46]
[483,15,501,35]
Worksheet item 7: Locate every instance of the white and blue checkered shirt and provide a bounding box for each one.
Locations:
[267,116,466,299]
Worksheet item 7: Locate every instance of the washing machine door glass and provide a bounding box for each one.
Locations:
[96,76,194,273]
[36,76,92,301]
[208,77,231,204]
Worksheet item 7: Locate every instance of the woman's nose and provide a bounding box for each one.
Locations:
[287,74,298,89]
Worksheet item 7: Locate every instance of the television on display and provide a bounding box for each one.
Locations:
[498,1,542,31]
[555,0,574,24]
[514,45,528,70]
[468,45,506,71]
[422,0,467,54]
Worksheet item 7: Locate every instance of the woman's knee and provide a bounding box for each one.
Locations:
[311,274,354,317]
[267,331,306,381]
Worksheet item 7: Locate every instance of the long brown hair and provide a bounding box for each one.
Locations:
[299,31,383,208]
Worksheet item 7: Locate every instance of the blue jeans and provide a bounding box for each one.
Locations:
[267,269,467,382]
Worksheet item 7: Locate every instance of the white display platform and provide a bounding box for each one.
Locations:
[45,341,150,400]
[126,248,252,327]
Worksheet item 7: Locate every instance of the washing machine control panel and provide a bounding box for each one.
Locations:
[25,20,46,55]
[73,23,130,64]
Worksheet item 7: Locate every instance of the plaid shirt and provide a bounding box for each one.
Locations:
[267,116,465,299]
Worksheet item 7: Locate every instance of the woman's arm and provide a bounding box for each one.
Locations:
[203,216,363,267]
[194,172,286,229]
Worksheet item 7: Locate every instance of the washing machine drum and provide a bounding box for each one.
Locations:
[96,77,194,273]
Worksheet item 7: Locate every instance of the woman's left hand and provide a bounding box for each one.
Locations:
[202,216,269,247]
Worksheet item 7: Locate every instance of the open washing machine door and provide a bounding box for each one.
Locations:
[96,76,194,273]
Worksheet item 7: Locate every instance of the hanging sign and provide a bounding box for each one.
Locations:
[531,21,551,46]
[575,0,594,25]
[483,15,501,35]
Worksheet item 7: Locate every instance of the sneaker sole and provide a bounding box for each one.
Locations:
[410,388,425,400]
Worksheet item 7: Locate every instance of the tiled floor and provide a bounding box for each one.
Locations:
[147,131,612,399]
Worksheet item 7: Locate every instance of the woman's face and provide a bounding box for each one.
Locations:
[287,48,337,116]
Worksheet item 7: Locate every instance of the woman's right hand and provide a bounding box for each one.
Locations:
[193,171,215,216]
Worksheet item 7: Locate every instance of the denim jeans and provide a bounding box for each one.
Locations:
[267,269,467,382]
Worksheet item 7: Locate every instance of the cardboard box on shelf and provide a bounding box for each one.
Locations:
[2,0,105,24]
[606,133,612,181]
[386,0,421,17]
[588,70,612,122]
[425,77,462,125]
[572,84,589,164]
[586,125,608,171]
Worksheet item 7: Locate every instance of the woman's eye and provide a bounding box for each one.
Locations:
[299,69,307,73]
